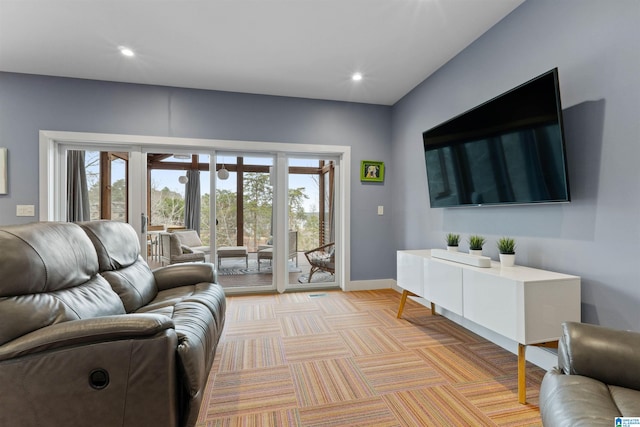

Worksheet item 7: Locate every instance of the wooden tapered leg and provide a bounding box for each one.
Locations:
[397,289,411,318]
[397,290,435,319]
[518,343,526,404]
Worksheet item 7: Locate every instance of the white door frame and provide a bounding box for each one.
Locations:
[39,130,351,291]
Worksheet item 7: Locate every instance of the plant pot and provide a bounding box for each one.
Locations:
[447,246,458,252]
[469,249,483,256]
[499,253,515,267]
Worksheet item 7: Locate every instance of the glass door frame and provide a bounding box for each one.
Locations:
[285,154,340,291]
[39,130,351,293]
[212,151,278,293]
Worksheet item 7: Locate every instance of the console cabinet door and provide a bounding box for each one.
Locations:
[397,251,425,296]
[426,260,463,315]
[463,270,518,341]
[521,278,581,344]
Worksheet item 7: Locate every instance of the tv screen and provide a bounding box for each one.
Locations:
[423,68,570,208]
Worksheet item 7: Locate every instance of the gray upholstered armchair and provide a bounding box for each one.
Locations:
[172,230,210,256]
[257,230,298,270]
[160,231,206,265]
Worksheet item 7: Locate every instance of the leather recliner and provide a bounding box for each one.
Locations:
[539,321,640,426]
[0,220,226,427]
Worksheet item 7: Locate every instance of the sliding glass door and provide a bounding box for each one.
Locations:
[146,152,212,267]
[287,157,337,289]
[214,154,275,292]
[43,130,349,294]
[211,153,339,292]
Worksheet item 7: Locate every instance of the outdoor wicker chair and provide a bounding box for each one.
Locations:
[304,242,335,282]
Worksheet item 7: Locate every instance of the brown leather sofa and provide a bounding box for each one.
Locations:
[0,220,226,427]
[539,321,640,426]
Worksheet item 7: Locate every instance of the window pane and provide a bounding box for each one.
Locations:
[110,157,127,221]
[85,151,101,220]
[150,169,186,227]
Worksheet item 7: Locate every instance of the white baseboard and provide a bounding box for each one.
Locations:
[356,279,557,371]
[346,278,396,291]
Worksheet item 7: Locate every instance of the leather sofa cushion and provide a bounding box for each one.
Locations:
[0,276,125,346]
[101,259,158,313]
[80,221,158,312]
[138,283,226,334]
[540,368,620,427]
[609,386,640,416]
[79,220,140,271]
[0,222,126,346]
[136,283,225,389]
[0,222,99,295]
[172,302,217,395]
[559,321,640,390]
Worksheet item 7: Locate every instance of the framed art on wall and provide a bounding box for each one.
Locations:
[360,160,384,182]
[0,148,7,194]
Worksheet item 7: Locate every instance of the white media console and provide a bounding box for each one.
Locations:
[396,249,581,404]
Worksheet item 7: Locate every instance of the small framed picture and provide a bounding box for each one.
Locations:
[360,160,384,182]
[0,148,7,194]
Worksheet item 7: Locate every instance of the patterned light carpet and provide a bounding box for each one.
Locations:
[196,289,545,427]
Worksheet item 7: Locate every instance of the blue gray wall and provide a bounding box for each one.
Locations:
[391,0,640,330]
[0,73,394,281]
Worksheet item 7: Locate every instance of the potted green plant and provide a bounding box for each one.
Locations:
[445,233,460,252]
[468,235,486,256]
[497,237,516,267]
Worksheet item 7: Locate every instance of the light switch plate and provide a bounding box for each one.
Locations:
[17,204,35,217]
[377,205,384,215]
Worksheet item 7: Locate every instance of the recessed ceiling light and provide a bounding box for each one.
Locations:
[351,72,363,82]
[119,46,135,57]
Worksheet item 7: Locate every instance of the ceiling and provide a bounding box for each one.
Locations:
[0,0,524,106]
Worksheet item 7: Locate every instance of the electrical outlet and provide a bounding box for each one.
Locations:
[377,205,384,215]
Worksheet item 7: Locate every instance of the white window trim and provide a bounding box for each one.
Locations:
[39,130,351,291]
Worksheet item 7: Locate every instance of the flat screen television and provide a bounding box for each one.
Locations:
[422,68,570,208]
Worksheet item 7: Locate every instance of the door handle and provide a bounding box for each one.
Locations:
[141,213,147,233]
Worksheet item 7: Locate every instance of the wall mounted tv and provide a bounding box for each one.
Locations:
[423,68,570,208]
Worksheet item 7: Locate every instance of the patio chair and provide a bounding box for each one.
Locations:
[304,242,335,282]
[171,229,210,256]
[257,230,298,270]
[159,232,205,265]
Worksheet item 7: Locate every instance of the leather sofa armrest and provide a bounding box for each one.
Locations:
[540,366,622,427]
[0,314,174,361]
[153,262,218,291]
[558,321,640,390]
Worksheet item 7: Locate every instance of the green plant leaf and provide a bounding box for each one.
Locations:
[445,233,460,246]
[468,235,486,250]
[497,237,516,254]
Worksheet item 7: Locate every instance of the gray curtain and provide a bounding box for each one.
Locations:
[67,150,90,221]
[184,169,201,233]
